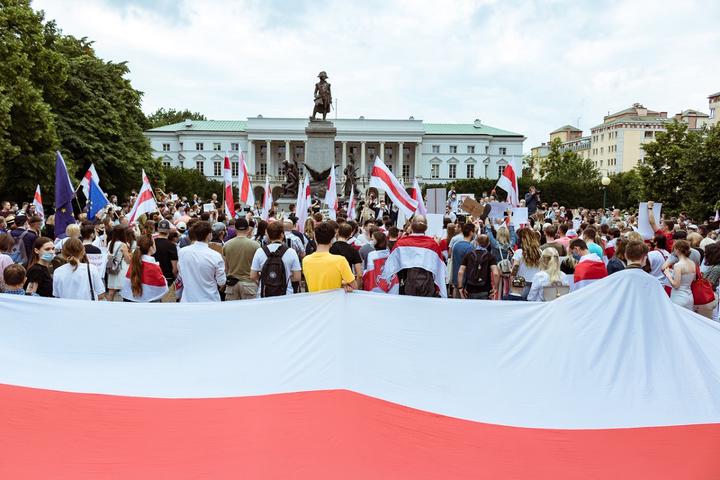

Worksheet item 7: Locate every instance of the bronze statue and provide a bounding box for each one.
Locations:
[311,71,332,121]
[304,163,333,198]
[343,155,359,197]
[282,159,299,197]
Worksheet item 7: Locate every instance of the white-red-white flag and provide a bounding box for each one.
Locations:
[363,249,399,294]
[238,151,254,208]
[33,185,44,220]
[79,164,100,199]
[382,234,447,297]
[127,169,158,225]
[715,210,719,222]
[368,157,417,218]
[573,254,608,291]
[411,178,427,216]
[223,155,235,218]
[324,166,338,220]
[346,188,356,220]
[261,176,273,221]
[495,164,519,207]
[296,174,311,233]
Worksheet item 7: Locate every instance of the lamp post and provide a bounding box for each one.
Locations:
[601,176,611,209]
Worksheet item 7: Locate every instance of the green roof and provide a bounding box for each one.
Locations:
[148,120,247,132]
[592,116,670,130]
[550,124,582,134]
[423,123,523,137]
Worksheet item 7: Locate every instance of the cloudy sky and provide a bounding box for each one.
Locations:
[33,0,720,150]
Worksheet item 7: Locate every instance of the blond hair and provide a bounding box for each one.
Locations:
[65,223,81,239]
[539,248,561,283]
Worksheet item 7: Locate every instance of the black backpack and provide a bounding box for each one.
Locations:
[464,250,490,288]
[402,267,435,297]
[259,245,288,297]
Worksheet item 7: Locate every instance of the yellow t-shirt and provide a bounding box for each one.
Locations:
[302,251,356,292]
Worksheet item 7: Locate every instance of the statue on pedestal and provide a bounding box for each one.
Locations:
[343,156,359,197]
[310,71,332,121]
[282,159,299,198]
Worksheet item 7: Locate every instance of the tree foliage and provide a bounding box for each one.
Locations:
[539,138,600,183]
[161,166,224,200]
[0,0,160,201]
[147,108,206,129]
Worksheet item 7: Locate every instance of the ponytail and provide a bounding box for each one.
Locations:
[61,238,86,271]
[130,235,154,297]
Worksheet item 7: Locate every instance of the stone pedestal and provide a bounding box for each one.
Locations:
[304,120,337,198]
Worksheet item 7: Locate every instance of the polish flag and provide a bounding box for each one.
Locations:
[496,164,519,206]
[238,151,254,208]
[382,233,447,297]
[32,185,44,220]
[1,270,717,478]
[363,249,399,294]
[79,164,100,199]
[120,256,169,302]
[573,253,608,291]
[261,175,273,221]
[410,178,427,216]
[222,155,235,218]
[324,165,338,220]
[369,157,417,218]
[127,170,157,225]
[296,174,311,233]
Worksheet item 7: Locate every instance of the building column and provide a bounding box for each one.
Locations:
[398,141,404,182]
[248,140,255,179]
[284,140,290,162]
[341,141,347,176]
[414,142,421,179]
[360,141,366,182]
[265,140,272,180]
[303,141,308,175]
[379,142,385,163]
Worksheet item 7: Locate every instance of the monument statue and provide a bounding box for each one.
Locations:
[305,163,333,198]
[282,159,300,198]
[310,71,332,121]
[343,155,359,197]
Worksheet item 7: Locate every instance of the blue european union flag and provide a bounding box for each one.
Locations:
[54,151,76,237]
[88,178,109,220]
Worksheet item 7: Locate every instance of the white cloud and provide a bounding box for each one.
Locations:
[33,0,720,150]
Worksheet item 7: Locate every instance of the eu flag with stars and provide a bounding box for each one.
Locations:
[54,151,76,238]
[88,178,109,220]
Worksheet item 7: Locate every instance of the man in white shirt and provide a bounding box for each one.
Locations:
[250,221,301,297]
[177,221,226,302]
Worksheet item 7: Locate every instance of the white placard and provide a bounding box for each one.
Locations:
[426,213,444,238]
[572,219,582,231]
[511,207,528,227]
[488,202,510,219]
[638,202,662,240]
[458,193,475,205]
[203,203,215,213]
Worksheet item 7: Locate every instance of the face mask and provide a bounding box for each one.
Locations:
[41,252,55,262]
[572,253,581,261]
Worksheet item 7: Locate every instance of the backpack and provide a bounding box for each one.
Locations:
[497,245,513,276]
[464,250,491,288]
[9,230,29,265]
[402,267,435,297]
[260,244,288,297]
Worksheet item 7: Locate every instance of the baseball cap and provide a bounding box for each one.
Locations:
[236,217,249,231]
[212,222,226,234]
[176,221,187,232]
[158,219,171,232]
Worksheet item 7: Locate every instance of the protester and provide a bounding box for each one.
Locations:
[570,238,608,291]
[177,221,226,302]
[330,223,364,285]
[527,248,569,302]
[0,233,14,291]
[457,233,498,300]
[451,223,476,298]
[606,237,626,275]
[363,231,399,293]
[624,240,650,270]
[24,237,55,297]
[510,228,542,299]
[2,264,31,295]
[663,239,696,310]
[250,220,302,297]
[153,219,178,287]
[9,214,40,265]
[224,217,261,300]
[121,235,168,302]
[540,224,566,256]
[302,222,355,293]
[52,238,106,301]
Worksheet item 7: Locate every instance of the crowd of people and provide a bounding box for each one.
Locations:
[1,189,719,321]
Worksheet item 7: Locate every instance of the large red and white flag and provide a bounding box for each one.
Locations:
[127,169,157,225]
[573,253,608,291]
[369,157,417,218]
[382,234,447,297]
[1,270,717,478]
[120,257,169,302]
[261,176,273,221]
[496,164,519,206]
[32,184,44,220]
[79,164,100,199]
[346,188,356,220]
[238,151,254,208]
[296,174,311,233]
[324,166,338,220]
[411,178,427,216]
[223,155,235,218]
[363,249,399,294]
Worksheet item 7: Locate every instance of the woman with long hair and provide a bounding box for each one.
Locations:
[52,238,106,300]
[663,239,695,310]
[121,235,168,302]
[486,220,517,299]
[527,248,569,301]
[24,236,55,297]
[510,227,542,300]
[0,233,14,291]
[106,225,132,301]
[303,218,316,255]
[255,220,268,246]
[607,238,627,275]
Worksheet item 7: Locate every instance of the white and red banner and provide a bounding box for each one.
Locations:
[238,151,254,208]
[369,157,417,218]
[261,175,272,221]
[120,256,169,302]
[0,270,718,478]
[346,188,356,220]
[324,165,338,220]
[32,184,44,220]
[573,253,608,290]
[79,163,100,199]
[363,249,399,294]
[382,234,447,297]
[296,174,311,233]
[127,169,157,225]
[411,178,427,216]
[496,164,519,206]
[222,155,235,218]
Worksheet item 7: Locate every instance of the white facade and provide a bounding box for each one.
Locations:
[145,117,525,196]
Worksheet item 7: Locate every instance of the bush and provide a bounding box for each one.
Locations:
[161,166,224,199]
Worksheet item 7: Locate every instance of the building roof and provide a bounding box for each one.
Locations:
[708,91,720,99]
[592,115,670,130]
[550,124,582,134]
[678,109,709,117]
[422,123,523,137]
[148,120,248,132]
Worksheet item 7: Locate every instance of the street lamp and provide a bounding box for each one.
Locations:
[601,176,611,209]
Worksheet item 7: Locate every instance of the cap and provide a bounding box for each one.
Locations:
[566,229,578,238]
[236,217,249,231]
[176,221,187,232]
[158,219,171,232]
[212,222,226,233]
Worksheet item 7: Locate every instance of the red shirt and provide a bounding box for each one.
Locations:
[655,229,674,252]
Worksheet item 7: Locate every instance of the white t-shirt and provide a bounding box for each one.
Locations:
[52,262,105,300]
[513,248,541,281]
[251,243,301,296]
[527,271,569,302]
[647,249,670,286]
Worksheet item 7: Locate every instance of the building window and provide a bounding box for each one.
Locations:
[467,145,475,154]
[449,145,457,154]
[485,146,489,154]
[195,142,204,151]
[162,161,171,169]
[213,161,221,176]
[601,134,604,141]
[196,161,204,173]
[368,147,376,155]
[498,165,506,177]
[402,164,410,179]
[231,143,239,151]
[600,147,604,154]
[431,164,440,179]
[499,147,507,155]
[467,164,475,178]
[385,148,392,159]
[213,143,222,151]
[259,163,267,176]
[710,107,715,119]
[387,164,393,172]
[162,143,170,151]
[644,131,654,138]
[295,146,304,159]
[448,164,457,179]
[278,162,285,176]
[179,142,183,150]
[231,162,239,177]
[432,145,440,154]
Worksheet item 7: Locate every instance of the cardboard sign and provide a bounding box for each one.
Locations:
[638,202,662,240]
[203,203,215,213]
[488,202,511,219]
[460,197,485,217]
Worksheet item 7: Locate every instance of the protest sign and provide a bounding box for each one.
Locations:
[638,202,662,239]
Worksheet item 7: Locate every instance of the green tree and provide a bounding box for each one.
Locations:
[147,108,206,129]
[162,165,223,199]
[539,138,600,183]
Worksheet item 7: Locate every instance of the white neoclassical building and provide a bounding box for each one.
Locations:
[145,117,525,198]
